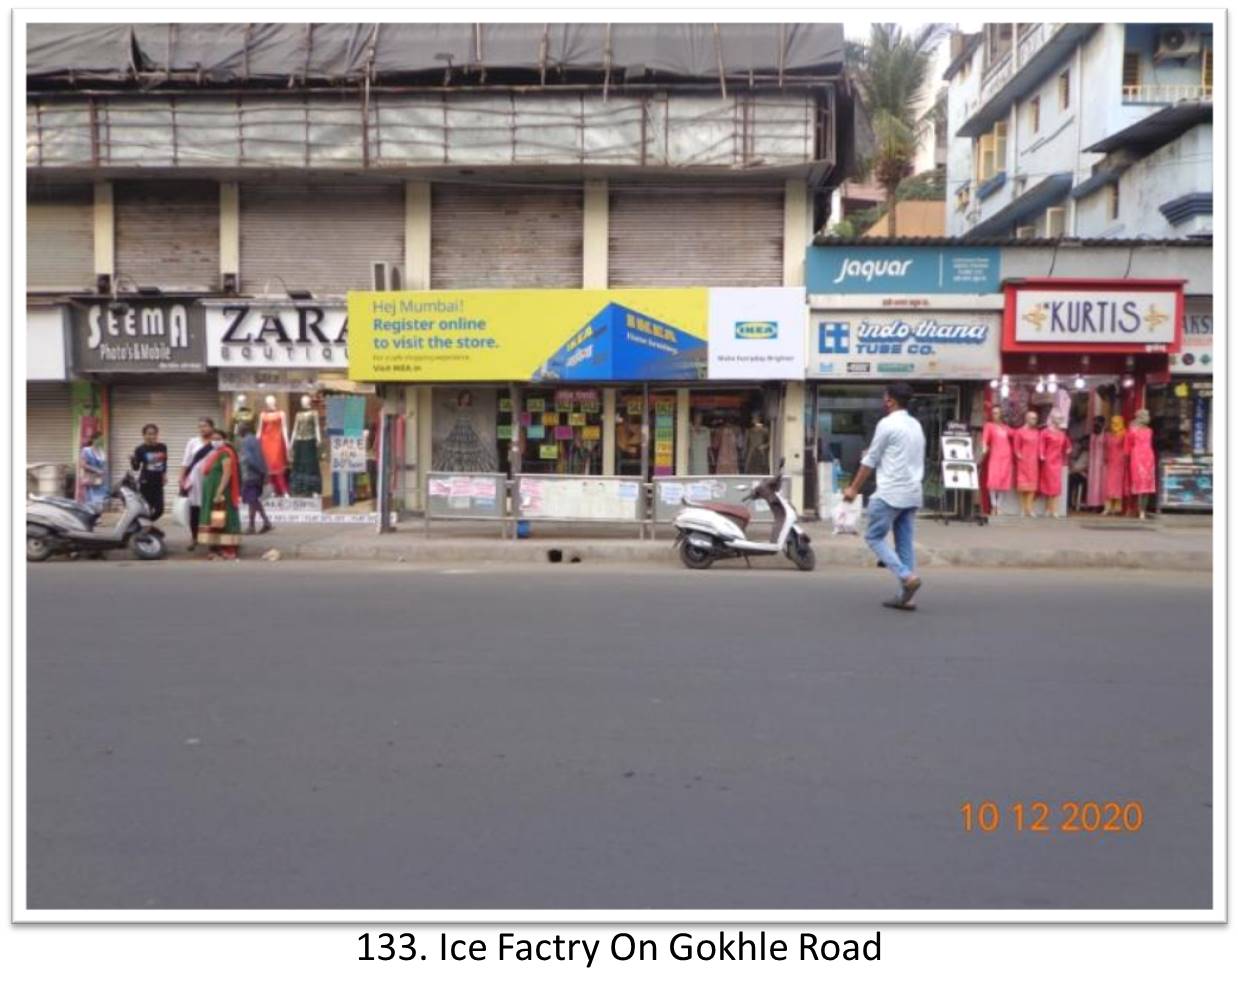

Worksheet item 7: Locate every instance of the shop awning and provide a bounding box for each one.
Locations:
[967,172,1072,237]
[531,303,708,382]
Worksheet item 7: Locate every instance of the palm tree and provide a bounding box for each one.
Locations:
[851,23,946,237]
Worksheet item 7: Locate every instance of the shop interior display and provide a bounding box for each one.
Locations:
[232,394,256,439]
[259,394,291,496]
[290,394,323,497]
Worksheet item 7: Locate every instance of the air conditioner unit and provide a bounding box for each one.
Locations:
[1044,207,1066,238]
[371,262,404,292]
[1016,225,1036,240]
[1155,28,1202,61]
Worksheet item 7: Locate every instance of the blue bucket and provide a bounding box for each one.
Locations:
[516,520,531,539]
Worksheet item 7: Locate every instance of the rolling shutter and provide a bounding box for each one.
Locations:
[431,185,583,288]
[609,187,783,286]
[25,382,75,467]
[241,180,404,296]
[115,181,220,290]
[27,184,94,291]
[109,379,221,510]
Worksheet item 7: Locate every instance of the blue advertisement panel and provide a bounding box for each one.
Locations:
[532,303,708,382]
[806,246,1001,295]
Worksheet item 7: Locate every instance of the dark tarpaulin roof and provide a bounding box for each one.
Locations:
[27,22,844,81]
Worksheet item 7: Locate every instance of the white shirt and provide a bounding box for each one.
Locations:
[861,408,925,509]
[182,436,211,506]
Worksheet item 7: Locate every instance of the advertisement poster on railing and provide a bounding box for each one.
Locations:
[348,288,806,382]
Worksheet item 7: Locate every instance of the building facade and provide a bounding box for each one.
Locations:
[25,22,855,520]
[946,23,1213,240]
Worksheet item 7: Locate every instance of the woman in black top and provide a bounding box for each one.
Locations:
[130,423,168,520]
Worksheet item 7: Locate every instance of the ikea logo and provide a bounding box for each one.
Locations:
[735,321,778,340]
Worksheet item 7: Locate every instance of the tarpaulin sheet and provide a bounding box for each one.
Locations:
[27,22,843,81]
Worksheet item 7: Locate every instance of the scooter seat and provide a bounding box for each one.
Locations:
[687,499,752,526]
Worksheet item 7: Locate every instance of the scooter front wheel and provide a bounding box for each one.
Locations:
[131,532,166,561]
[787,540,816,572]
[679,539,715,570]
[26,534,53,562]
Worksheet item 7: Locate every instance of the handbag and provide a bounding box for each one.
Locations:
[172,495,191,528]
[209,505,227,529]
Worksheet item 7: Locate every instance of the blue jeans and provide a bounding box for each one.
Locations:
[865,497,917,585]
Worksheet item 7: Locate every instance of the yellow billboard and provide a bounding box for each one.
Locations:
[347,288,708,382]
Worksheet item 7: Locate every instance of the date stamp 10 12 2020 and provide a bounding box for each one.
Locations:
[961,800,1145,834]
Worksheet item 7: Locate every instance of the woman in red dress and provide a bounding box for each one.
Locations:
[1102,414,1129,516]
[1011,410,1042,518]
[1124,409,1158,519]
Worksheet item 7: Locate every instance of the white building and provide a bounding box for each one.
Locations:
[945,23,1213,239]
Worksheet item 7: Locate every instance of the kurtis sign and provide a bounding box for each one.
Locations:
[1004,280,1184,353]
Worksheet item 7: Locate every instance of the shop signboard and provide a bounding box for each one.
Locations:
[809,311,1001,380]
[27,306,69,380]
[1170,298,1213,375]
[805,245,1000,295]
[346,288,806,382]
[205,301,348,368]
[1159,456,1212,511]
[70,298,206,373]
[1004,279,1184,353]
[329,435,367,473]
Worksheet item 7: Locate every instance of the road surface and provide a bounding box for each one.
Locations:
[25,561,1213,910]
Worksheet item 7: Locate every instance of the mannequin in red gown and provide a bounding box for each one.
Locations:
[980,406,1014,515]
[1038,413,1072,518]
[1102,414,1128,516]
[1125,408,1157,519]
[1011,410,1042,518]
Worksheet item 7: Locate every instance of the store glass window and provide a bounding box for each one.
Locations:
[520,387,603,475]
[687,388,772,476]
[616,391,679,477]
[1147,380,1212,458]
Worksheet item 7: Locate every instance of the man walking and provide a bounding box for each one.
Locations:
[843,382,925,610]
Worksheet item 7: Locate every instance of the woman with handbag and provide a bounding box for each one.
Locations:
[179,418,216,551]
[196,429,243,561]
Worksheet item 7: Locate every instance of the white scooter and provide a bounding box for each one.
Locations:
[27,471,166,562]
[672,459,815,571]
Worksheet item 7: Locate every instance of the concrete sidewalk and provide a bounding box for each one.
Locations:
[157,512,1213,572]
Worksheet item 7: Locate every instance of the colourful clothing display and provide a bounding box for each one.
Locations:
[1011,426,1041,493]
[1086,431,1107,508]
[1103,431,1128,500]
[259,409,289,475]
[289,410,322,496]
[1125,425,1157,495]
[713,425,740,475]
[1038,428,1071,497]
[197,445,242,556]
[981,421,1013,491]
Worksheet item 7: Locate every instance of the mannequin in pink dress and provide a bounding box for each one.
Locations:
[259,395,291,497]
[1125,408,1157,519]
[980,406,1014,515]
[1102,414,1128,516]
[1038,413,1072,518]
[1012,410,1042,518]
[1085,415,1107,509]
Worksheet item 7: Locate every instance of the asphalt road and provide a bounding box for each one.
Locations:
[25,561,1213,911]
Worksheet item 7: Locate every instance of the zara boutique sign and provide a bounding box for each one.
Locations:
[205,301,349,368]
[1004,279,1184,354]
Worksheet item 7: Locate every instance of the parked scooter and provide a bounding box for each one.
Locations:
[27,471,166,562]
[672,459,815,571]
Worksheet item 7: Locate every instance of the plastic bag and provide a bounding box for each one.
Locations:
[172,495,191,528]
[831,496,862,535]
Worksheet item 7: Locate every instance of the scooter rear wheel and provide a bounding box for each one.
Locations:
[679,540,715,570]
[26,535,52,562]
[131,532,166,561]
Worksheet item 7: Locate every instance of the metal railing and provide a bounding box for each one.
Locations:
[1122,83,1213,104]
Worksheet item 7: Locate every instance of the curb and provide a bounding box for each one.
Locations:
[250,540,1210,572]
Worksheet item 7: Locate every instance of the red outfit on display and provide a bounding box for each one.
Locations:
[259,409,290,496]
[1038,428,1071,497]
[1103,432,1128,500]
[1125,425,1157,495]
[1012,426,1042,493]
[982,421,1014,491]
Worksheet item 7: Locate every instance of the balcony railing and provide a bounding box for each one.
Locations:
[1122,83,1213,104]
[979,23,1064,109]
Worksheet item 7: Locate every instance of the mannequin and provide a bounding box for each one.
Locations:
[688,411,712,475]
[232,394,256,439]
[1086,415,1107,509]
[713,419,740,474]
[1038,413,1072,518]
[744,414,770,474]
[1125,408,1157,519]
[1102,414,1129,516]
[259,394,291,496]
[1012,410,1042,518]
[290,394,323,497]
[980,405,1014,515]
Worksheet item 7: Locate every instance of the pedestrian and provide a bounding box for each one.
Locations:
[79,432,109,512]
[237,423,273,534]
[196,429,243,561]
[843,382,925,610]
[129,423,168,520]
[180,417,216,552]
